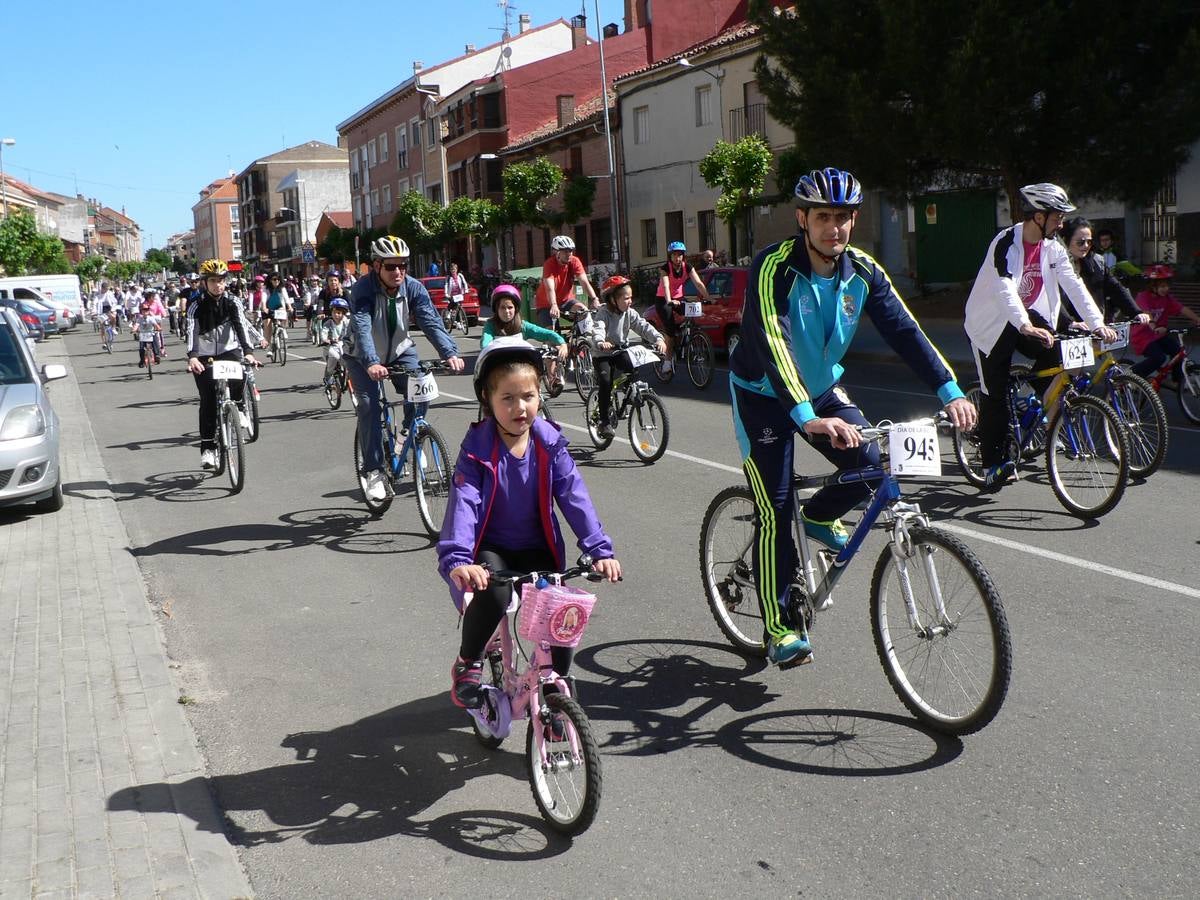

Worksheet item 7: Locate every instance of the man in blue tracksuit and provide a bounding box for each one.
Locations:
[347,235,464,503]
[728,167,976,666]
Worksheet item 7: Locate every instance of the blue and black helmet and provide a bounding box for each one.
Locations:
[794,167,863,209]
[667,241,687,253]
[329,298,350,311]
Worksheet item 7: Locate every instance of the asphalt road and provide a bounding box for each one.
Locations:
[68,324,1200,899]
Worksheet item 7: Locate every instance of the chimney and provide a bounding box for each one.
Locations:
[624,0,648,32]
[413,60,423,74]
[570,14,588,48]
[465,43,475,54]
[603,22,619,38]
[556,94,576,127]
[518,13,531,33]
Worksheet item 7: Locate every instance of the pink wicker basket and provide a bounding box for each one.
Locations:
[517,582,597,647]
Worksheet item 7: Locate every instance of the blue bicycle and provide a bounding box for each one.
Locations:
[352,360,453,535]
[699,415,1012,735]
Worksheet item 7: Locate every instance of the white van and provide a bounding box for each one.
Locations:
[0,275,85,324]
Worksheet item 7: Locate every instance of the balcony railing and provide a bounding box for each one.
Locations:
[729,103,767,141]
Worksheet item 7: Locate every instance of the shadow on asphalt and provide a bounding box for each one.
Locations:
[127,506,436,557]
[573,639,962,776]
[108,694,574,858]
[65,471,234,504]
[106,433,199,452]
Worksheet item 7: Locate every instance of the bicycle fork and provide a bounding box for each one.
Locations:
[885,505,949,638]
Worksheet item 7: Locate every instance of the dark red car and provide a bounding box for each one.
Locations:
[642,266,748,355]
[417,276,481,325]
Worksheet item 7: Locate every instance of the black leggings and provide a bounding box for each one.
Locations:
[192,352,245,452]
[595,353,635,420]
[972,320,1059,467]
[459,544,573,675]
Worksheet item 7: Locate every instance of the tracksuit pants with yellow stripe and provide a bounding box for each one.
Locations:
[730,381,879,640]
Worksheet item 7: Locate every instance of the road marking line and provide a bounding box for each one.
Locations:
[294,349,1197,598]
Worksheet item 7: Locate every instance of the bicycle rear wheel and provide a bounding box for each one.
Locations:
[583,389,615,450]
[1178,359,1200,425]
[699,485,767,657]
[352,428,393,515]
[574,345,595,400]
[222,404,245,495]
[1045,394,1129,518]
[951,384,988,487]
[471,651,506,750]
[1106,372,1167,478]
[653,351,676,383]
[685,332,714,389]
[629,392,670,463]
[413,424,453,537]
[526,693,602,836]
[870,526,1011,735]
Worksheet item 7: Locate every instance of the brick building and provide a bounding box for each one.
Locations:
[192,175,240,263]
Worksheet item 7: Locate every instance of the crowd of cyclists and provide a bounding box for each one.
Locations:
[83,166,1197,689]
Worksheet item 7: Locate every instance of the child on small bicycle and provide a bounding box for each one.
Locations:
[655,240,709,373]
[591,275,666,438]
[131,300,162,367]
[320,298,350,386]
[438,336,621,709]
[1130,265,1200,382]
[482,284,568,377]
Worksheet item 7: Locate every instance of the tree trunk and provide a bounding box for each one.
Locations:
[1003,171,1022,225]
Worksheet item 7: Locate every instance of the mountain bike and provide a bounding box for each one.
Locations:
[1124,327,1200,425]
[209,359,248,495]
[1010,324,1167,478]
[700,414,1011,735]
[465,558,611,835]
[653,301,714,389]
[352,360,453,535]
[268,317,289,365]
[584,345,670,463]
[443,297,469,335]
[555,307,596,401]
[952,333,1130,518]
[242,360,262,444]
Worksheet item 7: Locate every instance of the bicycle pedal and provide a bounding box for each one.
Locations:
[777,652,814,671]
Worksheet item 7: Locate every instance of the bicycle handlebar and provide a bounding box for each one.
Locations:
[485,554,616,587]
[386,359,454,376]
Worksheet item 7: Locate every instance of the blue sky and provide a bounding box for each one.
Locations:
[4,0,626,252]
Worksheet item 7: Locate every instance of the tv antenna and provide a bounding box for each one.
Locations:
[492,0,518,73]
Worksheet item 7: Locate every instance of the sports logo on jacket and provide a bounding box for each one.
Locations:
[841,294,857,319]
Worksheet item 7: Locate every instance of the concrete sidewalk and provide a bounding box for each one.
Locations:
[0,338,252,898]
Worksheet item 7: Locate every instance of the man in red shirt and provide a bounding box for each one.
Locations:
[535,235,600,328]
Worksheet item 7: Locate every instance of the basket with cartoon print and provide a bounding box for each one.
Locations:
[517,581,597,647]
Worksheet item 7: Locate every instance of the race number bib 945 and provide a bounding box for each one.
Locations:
[212,360,243,381]
[1060,337,1095,370]
[888,423,941,477]
[407,372,439,402]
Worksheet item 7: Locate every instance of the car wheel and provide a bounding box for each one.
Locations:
[35,478,64,513]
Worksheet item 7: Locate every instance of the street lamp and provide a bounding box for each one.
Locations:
[0,138,15,218]
[594,0,619,267]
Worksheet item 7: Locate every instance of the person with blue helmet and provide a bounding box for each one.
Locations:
[319,297,352,387]
[655,240,710,373]
[727,167,976,667]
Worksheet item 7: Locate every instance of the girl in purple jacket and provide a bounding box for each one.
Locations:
[437,336,622,708]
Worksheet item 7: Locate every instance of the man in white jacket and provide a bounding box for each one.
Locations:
[964,183,1116,489]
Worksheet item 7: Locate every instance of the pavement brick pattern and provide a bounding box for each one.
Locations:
[0,339,252,899]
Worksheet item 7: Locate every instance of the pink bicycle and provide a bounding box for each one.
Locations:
[463,558,610,835]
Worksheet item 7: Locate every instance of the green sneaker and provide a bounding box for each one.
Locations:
[801,512,849,551]
[767,630,812,666]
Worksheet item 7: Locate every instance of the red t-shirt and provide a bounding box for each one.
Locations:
[1130,290,1185,355]
[535,255,585,310]
[1018,240,1043,308]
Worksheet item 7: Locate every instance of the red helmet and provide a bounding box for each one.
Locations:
[601,274,632,296]
[1143,264,1174,281]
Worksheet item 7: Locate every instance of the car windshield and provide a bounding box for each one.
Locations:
[0,323,33,384]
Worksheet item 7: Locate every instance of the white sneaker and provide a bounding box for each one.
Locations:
[364,469,388,501]
[239,411,251,430]
[200,450,216,470]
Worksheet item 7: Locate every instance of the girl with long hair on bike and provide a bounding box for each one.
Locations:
[438,337,621,709]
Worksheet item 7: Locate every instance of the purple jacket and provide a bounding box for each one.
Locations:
[437,416,614,610]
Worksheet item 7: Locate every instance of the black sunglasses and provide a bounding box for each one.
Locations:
[382,262,408,272]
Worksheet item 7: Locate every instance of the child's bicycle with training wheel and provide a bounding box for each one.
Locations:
[352,359,454,535]
[953,332,1130,518]
[583,344,670,462]
[653,300,714,389]
[700,413,1012,735]
[464,557,612,835]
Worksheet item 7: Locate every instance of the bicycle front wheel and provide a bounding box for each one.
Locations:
[699,485,766,657]
[352,428,393,515]
[244,379,261,444]
[1106,372,1167,478]
[278,329,288,366]
[1178,359,1200,425]
[413,425,453,537]
[574,346,595,400]
[951,384,988,487]
[222,404,245,495]
[870,526,1011,735]
[629,392,670,463]
[526,692,602,836]
[325,369,342,410]
[472,651,506,750]
[1045,394,1129,518]
[686,331,714,389]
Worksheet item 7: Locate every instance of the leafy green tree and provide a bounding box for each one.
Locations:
[0,211,72,274]
[145,247,173,269]
[74,254,107,284]
[561,175,597,227]
[501,158,564,230]
[751,0,1200,219]
[391,191,444,257]
[699,135,773,257]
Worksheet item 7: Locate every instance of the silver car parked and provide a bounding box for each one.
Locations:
[0,307,66,512]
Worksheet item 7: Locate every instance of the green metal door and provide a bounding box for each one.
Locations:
[914,190,998,283]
